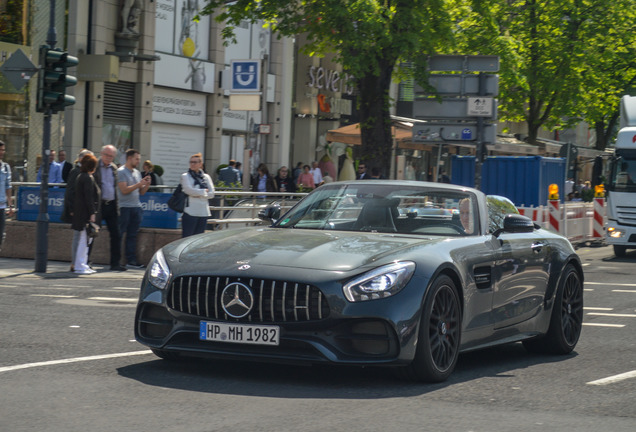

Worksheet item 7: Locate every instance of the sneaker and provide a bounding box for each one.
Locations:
[126,262,145,269]
[74,269,93,275]
[110,265,128,271]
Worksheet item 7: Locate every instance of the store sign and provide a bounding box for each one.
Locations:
[307,66,354,95]
[17,188,178,228]
[154,53,215,93]
[152,87,207,127]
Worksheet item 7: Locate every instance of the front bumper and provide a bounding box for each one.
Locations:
[134,273,426,366]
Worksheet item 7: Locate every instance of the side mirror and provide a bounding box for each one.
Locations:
[494,214,534,237]
[258,204,281,223]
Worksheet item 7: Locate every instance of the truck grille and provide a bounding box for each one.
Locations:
[616,206,636,226]
[167,276,330,323]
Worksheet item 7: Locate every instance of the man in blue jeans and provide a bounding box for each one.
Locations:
[117,148,151,269]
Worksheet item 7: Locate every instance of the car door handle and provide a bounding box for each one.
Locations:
[531,242,544,253]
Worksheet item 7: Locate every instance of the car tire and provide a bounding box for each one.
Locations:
[614,245,627,257]
[399,275,461,383]
[523,264,583,354]
[151,348,181,361]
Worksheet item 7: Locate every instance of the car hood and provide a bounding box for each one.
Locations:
[174,227,445,272]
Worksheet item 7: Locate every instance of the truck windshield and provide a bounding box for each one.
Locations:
[610,154,636,192]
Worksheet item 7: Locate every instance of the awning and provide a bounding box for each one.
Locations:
[326,122,413,145]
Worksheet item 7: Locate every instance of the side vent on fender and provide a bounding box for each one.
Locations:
[474,267,492,290]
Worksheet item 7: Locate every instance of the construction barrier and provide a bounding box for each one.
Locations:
[593,198,605,239]
[518,201,605,245]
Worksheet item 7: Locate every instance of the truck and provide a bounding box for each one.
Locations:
[606,96,636,256]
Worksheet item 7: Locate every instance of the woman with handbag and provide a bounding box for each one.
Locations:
[72,154,101,274]
[181,153,214,237]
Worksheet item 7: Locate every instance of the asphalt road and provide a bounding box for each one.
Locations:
[1,245,635,432]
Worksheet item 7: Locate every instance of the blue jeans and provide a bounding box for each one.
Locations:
[119,206,142,264]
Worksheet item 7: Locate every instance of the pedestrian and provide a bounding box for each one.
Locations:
[141,160,159,186]
[117,148,151,269]
[310,161,323,187]
[37,149,63,184]
[62,148,93,272]
[296,164,315,190]
[251,163,277,194]
[274,166,296,193]
[58,149,73,183]
[94,145,126,271]
[292,162,303,184]
[181,152,214,237]
[235,162,243,184]
[72,153,101,275]
[217,159,241,185]
[356,163,369,180]
[0,140,14,251]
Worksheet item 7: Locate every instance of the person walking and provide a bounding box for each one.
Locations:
[274,166,296,193]
[251,163,277,195]
[117,148,151,269]
[72,154,101,275]
[296,164,315,190]
[0,140,14,251]
[62,148,93,272]
[181,152,214,237]
[58,149,73,183]
[94,145,126,271]
[217,159,241,185]
[37,149,63,184]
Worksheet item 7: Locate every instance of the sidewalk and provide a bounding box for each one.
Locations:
[0,257,146,279]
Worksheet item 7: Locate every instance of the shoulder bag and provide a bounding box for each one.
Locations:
[167,183,188,213]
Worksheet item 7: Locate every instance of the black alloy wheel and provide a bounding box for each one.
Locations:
[399,275,461,382]
[523,264,583,354]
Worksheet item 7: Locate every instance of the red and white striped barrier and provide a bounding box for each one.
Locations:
[593,198,605,238]
[548,199,561,234]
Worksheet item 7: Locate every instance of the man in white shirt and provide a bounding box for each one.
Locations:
[310,161,323,187]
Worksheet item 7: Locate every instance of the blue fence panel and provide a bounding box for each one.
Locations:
[17,187,179,229]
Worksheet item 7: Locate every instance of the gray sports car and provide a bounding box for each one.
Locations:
[135,181,583,382]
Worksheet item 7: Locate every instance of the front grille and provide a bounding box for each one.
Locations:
[167,276,330,323]
[616,206,636,226]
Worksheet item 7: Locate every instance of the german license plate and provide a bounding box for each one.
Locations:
[199,321,280,346]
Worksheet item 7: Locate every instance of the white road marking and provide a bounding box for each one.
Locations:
[613,289,636,293]
[87,297,137,303]
[582,323,625,328]
[586,282,636,287]
[0,350,152,374]
[584,307,613,311]
[582,263,591,267]
[30,294,77,298]
[587,370,636,386]
[584,289,594,292]
[587,312,636,318]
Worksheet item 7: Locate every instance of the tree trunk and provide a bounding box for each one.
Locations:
[356,60,395,177]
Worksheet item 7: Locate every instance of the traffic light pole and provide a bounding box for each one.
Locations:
[35,0,57,273]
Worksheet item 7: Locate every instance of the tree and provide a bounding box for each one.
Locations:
[453,0,636,148]
[200,0,455,173]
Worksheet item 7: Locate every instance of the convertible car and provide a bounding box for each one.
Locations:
[135,181,583,382]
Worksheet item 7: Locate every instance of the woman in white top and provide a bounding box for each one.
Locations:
[181,153,214,237]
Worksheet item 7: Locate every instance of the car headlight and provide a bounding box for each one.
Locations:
[147,249,171,289]
[343,262,416,302]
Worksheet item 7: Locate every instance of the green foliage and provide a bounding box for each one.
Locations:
[452,0,636,147]
[199,0,457,173]
[153,165,164,177]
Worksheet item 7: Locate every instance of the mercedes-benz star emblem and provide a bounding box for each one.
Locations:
[221,282,254,318]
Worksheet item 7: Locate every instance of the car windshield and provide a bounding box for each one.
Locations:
[274,183,478,236]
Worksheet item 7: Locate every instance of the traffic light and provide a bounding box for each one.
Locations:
[36,45,78,113]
